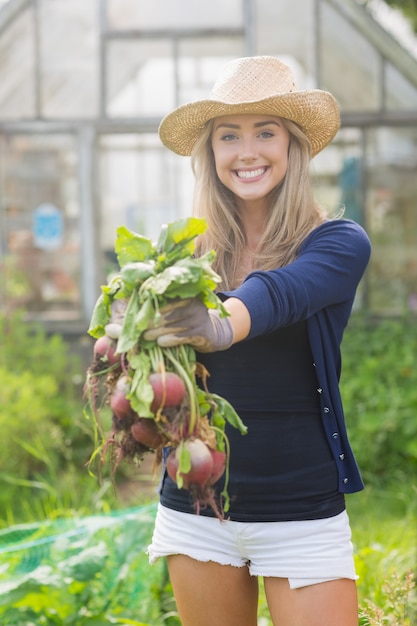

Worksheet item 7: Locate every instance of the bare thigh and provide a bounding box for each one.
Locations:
[167,554,259,626]
[264,577,358,626]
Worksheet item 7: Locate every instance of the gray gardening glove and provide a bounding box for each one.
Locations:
[144,298,234,352]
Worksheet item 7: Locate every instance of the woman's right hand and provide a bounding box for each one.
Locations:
[144,298,234,352]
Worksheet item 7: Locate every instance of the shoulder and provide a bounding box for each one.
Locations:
[306,218,370,242]
[301,219,371,254]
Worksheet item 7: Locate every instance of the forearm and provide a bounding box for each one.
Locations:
[223,297,251,344]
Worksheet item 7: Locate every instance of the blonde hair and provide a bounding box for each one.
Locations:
[191,118,328,290]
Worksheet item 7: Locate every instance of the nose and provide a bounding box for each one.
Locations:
[239,137,258,161]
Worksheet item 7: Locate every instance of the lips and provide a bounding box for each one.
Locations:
[235,167,267,180]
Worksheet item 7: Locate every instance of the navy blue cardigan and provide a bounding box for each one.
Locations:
[223,219,371,494]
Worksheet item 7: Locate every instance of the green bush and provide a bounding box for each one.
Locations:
[0,367,62,477]
[0,312,103,525]
[341,315,417,484]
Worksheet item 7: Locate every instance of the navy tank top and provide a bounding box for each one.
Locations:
[159,320,345,521]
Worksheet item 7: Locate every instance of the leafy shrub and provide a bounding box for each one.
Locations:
[0,312,99,524]
[341,315,417,484]
[0,367,62,477]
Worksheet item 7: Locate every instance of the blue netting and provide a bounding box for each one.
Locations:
[0,503,177,625]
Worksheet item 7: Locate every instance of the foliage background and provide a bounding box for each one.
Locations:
[373,0,417,32]
[341,314,417,485]
[0,312,114,524]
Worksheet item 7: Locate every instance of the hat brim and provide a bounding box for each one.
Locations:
[159,90,340,157]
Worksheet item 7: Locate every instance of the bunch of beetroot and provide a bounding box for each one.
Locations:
[85,218,247,517]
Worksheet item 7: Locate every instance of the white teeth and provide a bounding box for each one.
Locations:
[236,168,266,179]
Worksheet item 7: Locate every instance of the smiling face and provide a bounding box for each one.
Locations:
[210,114,291,211]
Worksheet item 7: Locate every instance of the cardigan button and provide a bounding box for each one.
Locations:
[332,432,338,439]
[339,453,345,460]
[324,407,330,413]
[343,478,349,484]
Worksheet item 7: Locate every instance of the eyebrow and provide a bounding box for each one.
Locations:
[213,120,282,131]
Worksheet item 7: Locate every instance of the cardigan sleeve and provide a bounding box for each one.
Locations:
[224,220,371,338]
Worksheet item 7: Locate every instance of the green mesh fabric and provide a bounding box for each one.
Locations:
[0,503,176,625]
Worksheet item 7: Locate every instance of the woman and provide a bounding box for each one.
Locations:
[146,56,371,626]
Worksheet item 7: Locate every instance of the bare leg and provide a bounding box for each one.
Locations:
[264,577,358,626]
[167,554,259,626]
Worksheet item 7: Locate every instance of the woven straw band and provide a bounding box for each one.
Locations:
[159,56,340,157]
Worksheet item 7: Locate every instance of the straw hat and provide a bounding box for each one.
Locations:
[159,56,340,157]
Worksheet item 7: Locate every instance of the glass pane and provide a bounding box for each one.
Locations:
[106,39,175,117]
[106,37,245,117]
[256,0,316,82]
[366,126,417,314]
[385,62,417,110]
[98,134,193,279]
[39,0,99,118]
[0,6,35,118]
[107,0,243,30]
[0,135,81,320]
[312,127,367,310]
[320,2,381,110]
[177,38,246,102]
[313,128,365,222]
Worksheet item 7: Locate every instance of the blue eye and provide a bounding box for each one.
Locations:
[259,131,274,138]
[221,134,237,141]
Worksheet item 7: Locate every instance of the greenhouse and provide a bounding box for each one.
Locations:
[0,0,417,337]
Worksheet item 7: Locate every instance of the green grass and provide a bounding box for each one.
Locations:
[350,482,417,625]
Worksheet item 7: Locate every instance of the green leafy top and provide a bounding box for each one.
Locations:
[88,217,227,341]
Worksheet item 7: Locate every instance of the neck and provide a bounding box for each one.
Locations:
[236,200,268,252]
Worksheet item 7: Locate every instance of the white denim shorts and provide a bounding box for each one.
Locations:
[147,504,358,589]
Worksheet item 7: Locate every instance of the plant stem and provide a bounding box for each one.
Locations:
[164,348,199,436]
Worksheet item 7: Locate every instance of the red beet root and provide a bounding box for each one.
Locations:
[94,335,120,366]
[209,449,226,484]
[110,376,133,420]
[131,418,164,449]
[149,372,186,413]
[166,439,214,489]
